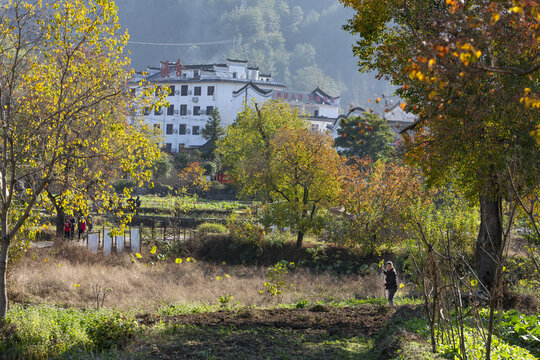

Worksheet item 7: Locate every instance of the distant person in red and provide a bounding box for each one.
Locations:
[77,218,86,241]
[64,220,71,239]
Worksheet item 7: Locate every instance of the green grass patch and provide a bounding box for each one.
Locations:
[197,222,228,234]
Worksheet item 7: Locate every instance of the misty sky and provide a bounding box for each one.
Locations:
[114,0,394,108]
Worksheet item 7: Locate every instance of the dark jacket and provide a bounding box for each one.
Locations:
[384,268,398,290]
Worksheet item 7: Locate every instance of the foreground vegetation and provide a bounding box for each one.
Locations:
[1,299,537,359]
[2,240,537,359]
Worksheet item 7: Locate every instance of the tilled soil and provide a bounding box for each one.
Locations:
[130,305,396,359]
[138,305,393,337]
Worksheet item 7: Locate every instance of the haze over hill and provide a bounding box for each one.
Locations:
[115,0,395,111]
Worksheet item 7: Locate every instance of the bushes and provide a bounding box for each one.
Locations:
[0,305,139,358]
[86,313,138,351]
[402,310,539,360]
[198,222,228,234]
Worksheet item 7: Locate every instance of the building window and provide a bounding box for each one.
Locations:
[314,110,319,117]
[154,107,163,115]
[207,86,215,96]
[144,107,150,116]
[206,106,214,115]
[167,105,174,116]
[194,86,201,96]
[180,104,187,116]
[181,85,188,96]
[232,72,237,79]
[178,144,185,152]
[193,106,200,116]
[194,70,199,77]
[165,143,172,152]
[193,126,200,135]
[179,124,186,135]
[168,85,175,96]
[166,124,173,134]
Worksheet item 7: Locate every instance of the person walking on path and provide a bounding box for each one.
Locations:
[383,261,398,306]
[70,217,76,239]
[77,218,86,241]
[64,220,71,239]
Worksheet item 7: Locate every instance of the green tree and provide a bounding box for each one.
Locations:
[0,0,161,322]
[218,99,307,200]
[334,112,394,161]
[341,0,540,290]
[201,107,226,160]
[263,128,345,247]
[152,152,173,180]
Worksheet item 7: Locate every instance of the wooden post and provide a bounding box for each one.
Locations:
[163,221,166,242]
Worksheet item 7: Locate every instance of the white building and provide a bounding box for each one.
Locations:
[130,59,340,151]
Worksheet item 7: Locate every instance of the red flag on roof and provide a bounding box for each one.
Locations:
[175,59,186,77]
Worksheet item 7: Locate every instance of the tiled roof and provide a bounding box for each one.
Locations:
[232,81,273,96]
[226,58,248,63]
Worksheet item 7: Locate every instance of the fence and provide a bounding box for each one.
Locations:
[85,223,198,256]
[86,226,140,255]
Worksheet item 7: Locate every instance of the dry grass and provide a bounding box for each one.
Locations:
[9,242,382,312]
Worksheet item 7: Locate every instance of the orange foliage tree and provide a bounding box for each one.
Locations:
[341,0,540,289]
[178,162,210,194]
[339,159,424,255]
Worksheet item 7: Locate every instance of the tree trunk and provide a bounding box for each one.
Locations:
[47,192,65,236]
[476,194,503,290]
[0,228,9,323]
[296,186,309,248]
[55,207,65,236]
[296,231,305,248]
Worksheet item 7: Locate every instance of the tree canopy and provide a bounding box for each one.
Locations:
[334,112,394,161]
[218,100,307,200]
[0,0,161,321]
[264,128,345,247]
[340,0,539,289]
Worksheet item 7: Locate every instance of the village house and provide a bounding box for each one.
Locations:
[130,59,341,151]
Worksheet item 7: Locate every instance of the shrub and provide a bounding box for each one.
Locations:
[113,179,135,194]
[227,212,265,246]
[260,260,295,300]
[198,222,228,234]
[1,305,139,358]
[264,230,289,247]
[202,161,218,178]
[87,313,138,351]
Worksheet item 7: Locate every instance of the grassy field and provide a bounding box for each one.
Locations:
[10,242,386,312]
[135,195,251,217]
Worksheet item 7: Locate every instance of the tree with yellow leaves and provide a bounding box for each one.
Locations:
[265,128,345,247]
[0,0,161,322]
